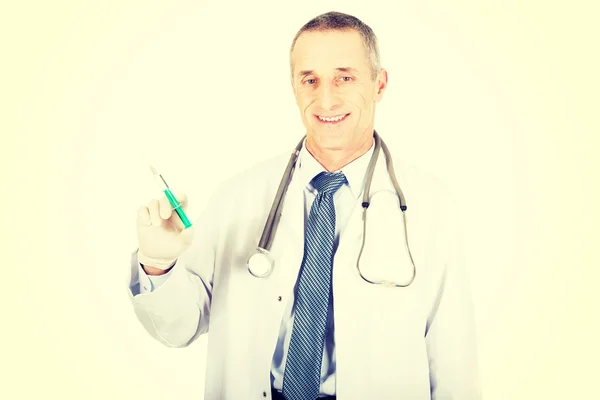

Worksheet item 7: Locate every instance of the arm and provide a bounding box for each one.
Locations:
[126,193,220,348]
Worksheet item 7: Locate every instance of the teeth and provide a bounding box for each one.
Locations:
[319,114,346,122]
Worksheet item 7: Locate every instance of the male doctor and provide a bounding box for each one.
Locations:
[128,11,481,400]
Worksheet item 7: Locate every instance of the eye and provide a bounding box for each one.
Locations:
[340,76,353,82]
[304,78,317,85]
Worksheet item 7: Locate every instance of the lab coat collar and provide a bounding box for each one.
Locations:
[295,137,375,199]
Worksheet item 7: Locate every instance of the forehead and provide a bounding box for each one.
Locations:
[291,29,370,75]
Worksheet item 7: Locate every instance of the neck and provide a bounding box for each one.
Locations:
[306,134,374,172]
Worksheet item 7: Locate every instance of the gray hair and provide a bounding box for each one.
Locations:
[289,11,381,81]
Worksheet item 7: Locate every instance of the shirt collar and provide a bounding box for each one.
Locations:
[295,138,375,199]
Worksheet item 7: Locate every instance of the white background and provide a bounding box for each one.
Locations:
[2,1,598,399]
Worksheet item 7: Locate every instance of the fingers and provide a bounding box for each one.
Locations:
[176,193,188,212]
[158,195,173,220]
[165,192,189,230]
[137,206,151,227]
[158,192,187,217]
[140,193,189,228]
[177,225,195,246]
[164,192,188,211]
[159,192,188,214]
[147,199,163,226]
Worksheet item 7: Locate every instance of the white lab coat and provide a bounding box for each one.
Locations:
[127,146,481,400]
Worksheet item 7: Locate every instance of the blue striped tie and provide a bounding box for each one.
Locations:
[282,171,347,400]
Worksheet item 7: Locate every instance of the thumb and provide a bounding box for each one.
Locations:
[177,225,195,246]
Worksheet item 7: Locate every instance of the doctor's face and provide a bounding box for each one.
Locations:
[291,29,388,153]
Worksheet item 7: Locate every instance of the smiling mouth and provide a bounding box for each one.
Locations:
[315,113,350,124]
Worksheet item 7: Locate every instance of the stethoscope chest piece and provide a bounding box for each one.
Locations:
[247,248,274,278]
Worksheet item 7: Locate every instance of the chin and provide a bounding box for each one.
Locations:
[309,130,349,151]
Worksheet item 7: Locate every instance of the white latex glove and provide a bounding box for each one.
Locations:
[136,193,195,270]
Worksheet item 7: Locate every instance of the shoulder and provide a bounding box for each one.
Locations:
[207,151,291,202]
[394,159,452,198]
[390,157,459,225]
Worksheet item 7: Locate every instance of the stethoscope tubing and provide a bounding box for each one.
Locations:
[248,131,416,286]
[256,140,303,251]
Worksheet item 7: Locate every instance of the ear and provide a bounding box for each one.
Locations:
[373,68,388,102]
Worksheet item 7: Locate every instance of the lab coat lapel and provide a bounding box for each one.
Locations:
[335,148,393,266]
[228,166,306,388]
[269,175,305,297]
[369,146,396,194]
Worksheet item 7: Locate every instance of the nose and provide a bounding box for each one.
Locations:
[315,81,340,111]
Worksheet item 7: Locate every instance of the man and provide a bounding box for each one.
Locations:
[129,11,481,400]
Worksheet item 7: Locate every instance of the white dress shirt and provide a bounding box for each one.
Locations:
[136,139,375,397]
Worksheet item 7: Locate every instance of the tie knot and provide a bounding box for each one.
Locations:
[310,171,346,195]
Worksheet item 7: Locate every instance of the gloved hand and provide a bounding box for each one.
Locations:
[136,193,195,271]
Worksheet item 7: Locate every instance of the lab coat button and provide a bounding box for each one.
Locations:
[262,391,267,397]
[277,296,282,301]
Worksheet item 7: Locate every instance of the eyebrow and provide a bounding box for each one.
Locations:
[335,67,358,74]
[297,67,359,78]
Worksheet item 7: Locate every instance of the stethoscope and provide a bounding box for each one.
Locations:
[246,131,417,287]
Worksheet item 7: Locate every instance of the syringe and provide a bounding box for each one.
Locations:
[150,165,192,229]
